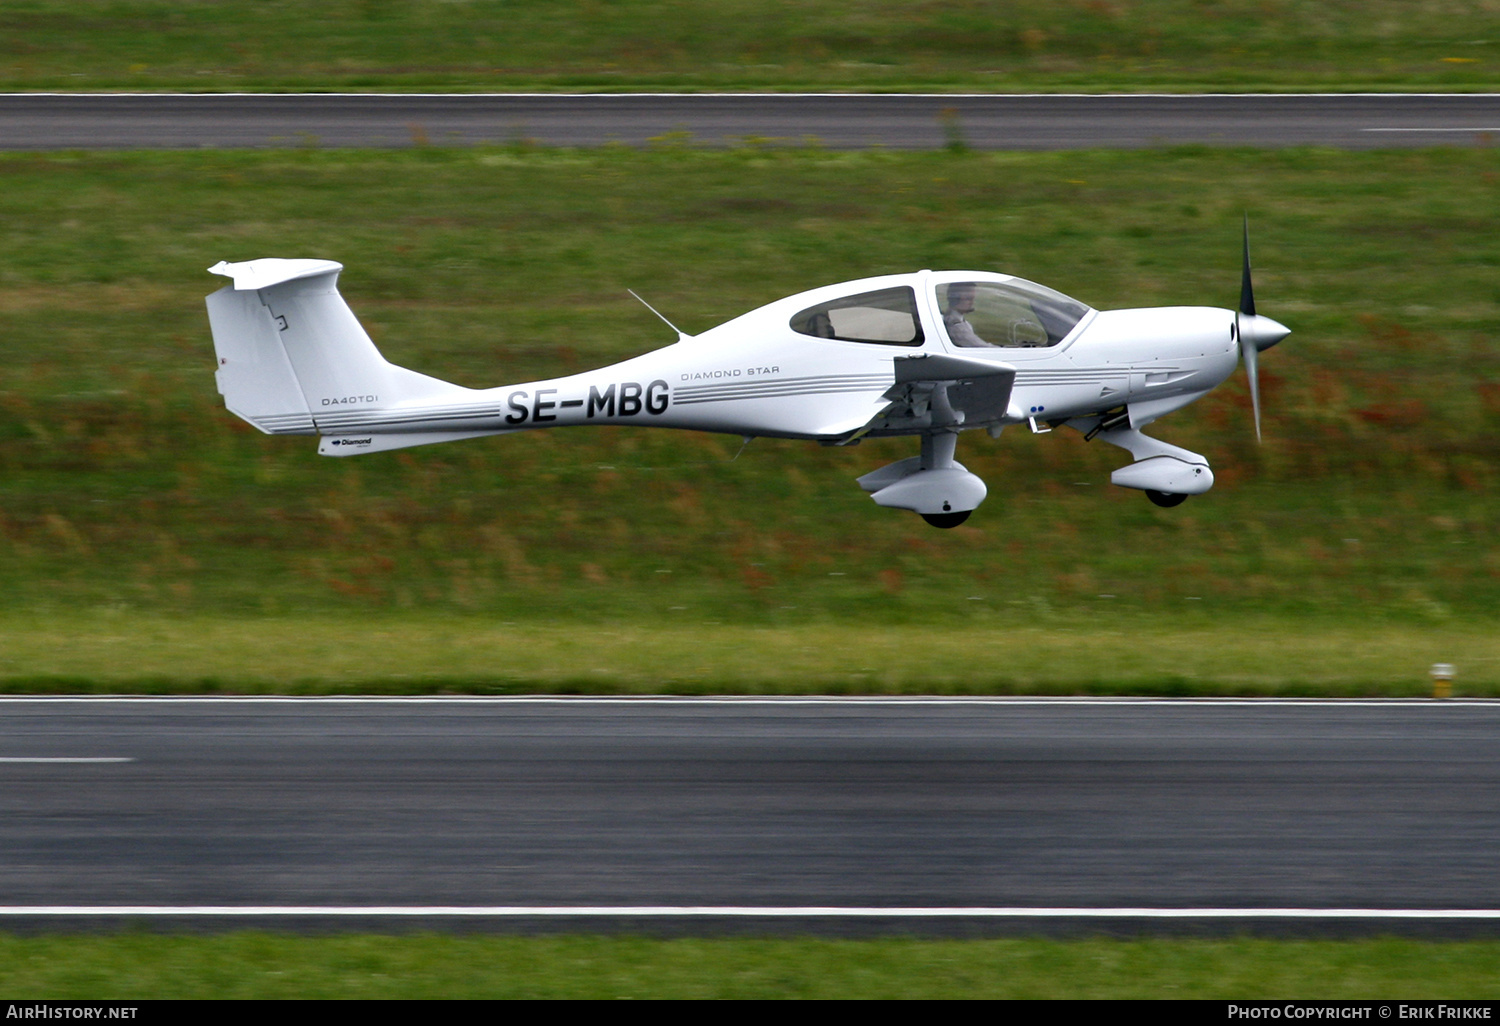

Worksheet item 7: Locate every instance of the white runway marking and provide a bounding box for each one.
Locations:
[0,757,134,763]
[0,905,1498,919]
[1362,127,1500,132]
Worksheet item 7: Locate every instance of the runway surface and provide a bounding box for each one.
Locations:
[4,93,1500,150]
[2,697,1498,935]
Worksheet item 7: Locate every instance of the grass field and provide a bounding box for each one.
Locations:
[2,617,1495,695]
[4,0,1500,93]
[2,143,1499,691]
[3,934,1499,998]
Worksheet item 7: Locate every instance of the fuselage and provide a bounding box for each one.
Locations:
[308,270,1242,445]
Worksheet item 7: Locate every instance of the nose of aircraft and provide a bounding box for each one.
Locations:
[1238,312,1290,352]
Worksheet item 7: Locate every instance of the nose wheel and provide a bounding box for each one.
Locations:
[1145,490,1188,508]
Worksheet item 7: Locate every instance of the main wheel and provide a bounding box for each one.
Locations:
[921,510,971,528]
[1145,490,1188,508]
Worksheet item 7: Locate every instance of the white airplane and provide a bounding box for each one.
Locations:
[205,228,1287,528]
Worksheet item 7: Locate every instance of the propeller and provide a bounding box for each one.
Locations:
[1234,216,1291,442]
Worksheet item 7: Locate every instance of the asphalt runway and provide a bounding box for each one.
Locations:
[4,93,1500,150]
[2,697,1498,935]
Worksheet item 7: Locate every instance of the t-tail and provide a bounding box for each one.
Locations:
[205,258,498,456]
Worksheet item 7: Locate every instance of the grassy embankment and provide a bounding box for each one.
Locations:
[3,0,1500,93]
[3,144,1499,693]
[3,934,1500,999]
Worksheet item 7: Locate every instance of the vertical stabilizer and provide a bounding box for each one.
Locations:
[206,281,316,434]
[205,259,468,436]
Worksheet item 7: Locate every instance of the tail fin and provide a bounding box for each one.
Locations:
[205,258,464,436]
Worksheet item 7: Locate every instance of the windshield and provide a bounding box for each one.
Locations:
[936,279,1090,349]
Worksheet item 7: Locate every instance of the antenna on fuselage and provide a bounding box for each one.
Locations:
[628,289,690,341]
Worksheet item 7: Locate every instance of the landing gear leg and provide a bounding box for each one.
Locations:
[917,426,971,527]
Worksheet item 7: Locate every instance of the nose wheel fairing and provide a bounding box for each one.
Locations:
[1075,422,1215,503]
[1110,453,1214,496]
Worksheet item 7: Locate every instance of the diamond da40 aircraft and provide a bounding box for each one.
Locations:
[205,227,1288,528]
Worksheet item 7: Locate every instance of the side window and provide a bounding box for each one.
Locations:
[790,286,924,347]
[938,281,1090,348]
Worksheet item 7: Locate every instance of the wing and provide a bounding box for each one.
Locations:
[834,353,1018,441]
[896,353,1018,424]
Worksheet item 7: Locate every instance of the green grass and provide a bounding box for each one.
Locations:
[2,934,1499,998]
[1,616,1495,695]
[2,144,1499,691]
[5,0,1500,93]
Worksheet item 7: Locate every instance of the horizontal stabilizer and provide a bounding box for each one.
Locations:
[209,258,345,292]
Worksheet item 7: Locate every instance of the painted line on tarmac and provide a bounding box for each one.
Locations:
[0,757,134,763]
[0,696,1495,707]
[1,906,1499,919]
[1363,127,1500,132]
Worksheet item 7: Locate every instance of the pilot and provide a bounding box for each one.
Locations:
[943,283,993,347]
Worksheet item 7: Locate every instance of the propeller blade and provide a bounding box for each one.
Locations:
[1239,312,1262,444]
[1240,214,1256,317]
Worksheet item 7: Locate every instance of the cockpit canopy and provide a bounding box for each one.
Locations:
[936,279,1090,349]
[784,274,1091,351]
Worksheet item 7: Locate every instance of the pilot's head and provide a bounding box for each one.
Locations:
[948,283,976,314]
